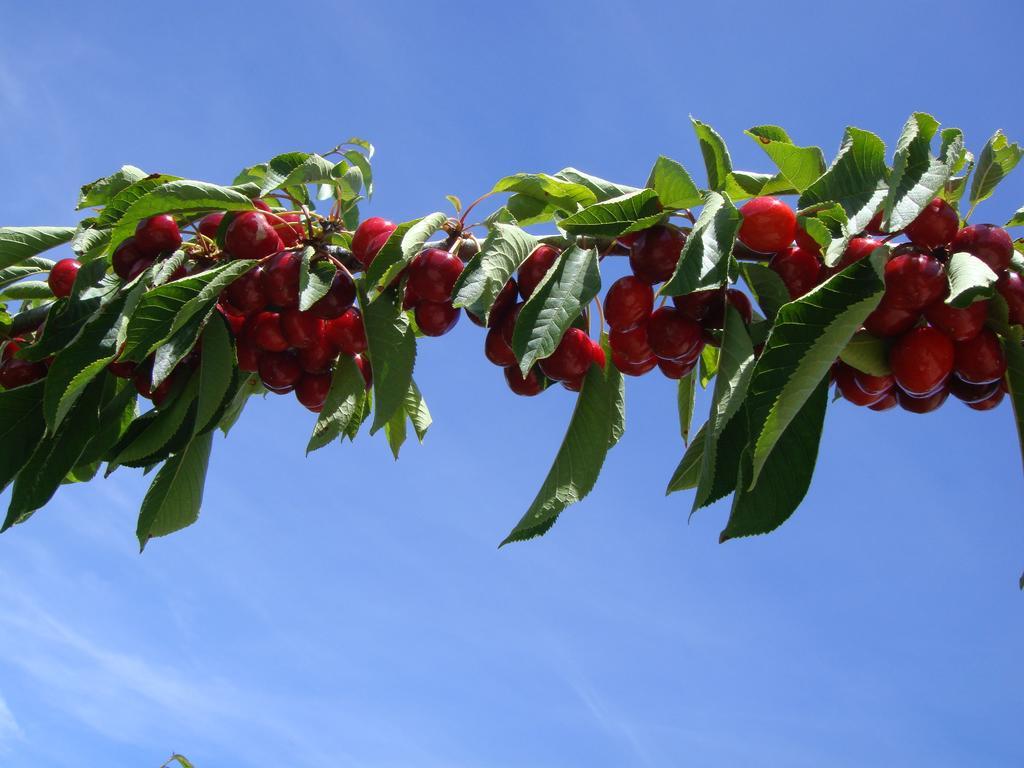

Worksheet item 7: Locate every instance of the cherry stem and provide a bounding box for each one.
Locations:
[459,191,497,226]
[593,295,605,334]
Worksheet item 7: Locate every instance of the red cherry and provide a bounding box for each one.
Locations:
[402,281,420,311]
[903,198,959,249]
[997,271,1024,325]
[236,337,262,372]
[923,299,988,341]
[220,308,247,336]
[261,251,301,308]
[589,339,607,370]
[132,359,155,398]
[604,276,654,331]
[647,307,702,361]
[225,212,284,260]
[107,356,137,379]
[949,375,1001,404]
[865,210,888,236]
[967,386,1005,411]
[0,338,22,363]
[833,362,887,406]
[198,212,224,240]
[415,301,460,336]
[609,323,654,363]
[884,251,947,310]
[794,222,822,255]
[738,197,797,254]
[853,367,895,396]
[951,224,1014,273]
[628,225,686,284]
[297,337,337,374]
[771,247,820,298]
[864,298,920,337]
[672,289,718,322]
[836,237,883,271]
[351,217,397,268]
[252,200,272,212]
[280,309,325,349]
[504,365,544,396]
[354,354,372,390]
[112,237,146,280]
[889,326,955,395]
[48,258,81,298]
[500,302,524,347]
[483,278,519,328]
[868,391,898,411]
[126,256,153,282]
[248,311,290,352]
[225,266,267,315]
[325,308,367,354]
[657,356,698,380]
[539,328,592,381]
[134,214,181,257]
[485,326,517,367]
[517,245,561,298]
[295,372,331,412]
[408,248,464,303]
[275,212,305,247]
[702,289,753,329]
[259,351,302,390]
[309,269,356,319]
[0,358,47,389]
[617,231,642,249]
[562,375,585,392]
[611,351,657,376]
[954,328,1006,384]
[897,385,949,413]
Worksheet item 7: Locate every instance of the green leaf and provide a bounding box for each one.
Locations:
[195,313,236,435]
[722,170,795,201]
[404,379,431,442]
[945,251,998,308]
[1001,333,1024,475]
[306,355,366,453]
[699,344,719,388]
[77,165,147,209]
[500,358,625,545]
[661,192,740,297]
[720,380,829,541]
[839,330,891,376]
[0,381,46,493]
[111,375,198,468]
[678,370,696,444]
[554,168,639,202]
[96,174,182,226]
[0,281,52,300]
[558,189,664,237]
[492,173,597,214]
[452,223,539,321]
[261,152,336,195]
[364,212,448,294]
[646,156,703,209]
[0,257,55,289]
[361,289,416,434]
[4,377,104,531]
[745,125,826,193]
[298,247,335,311]
[969,130,1023,209]
[691,118,733,191]
[740,262,790,323]
[745,250,886,487]
[884,114,964,230]
[1008,206,1024,227]
[666,423,706,494]
[511,244,600,374]
[136,430,214,550]
[0,227,75,270]
[384,404,407,459]
[77,379,138,468]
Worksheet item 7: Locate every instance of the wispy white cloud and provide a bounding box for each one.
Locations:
[0,691,23,749]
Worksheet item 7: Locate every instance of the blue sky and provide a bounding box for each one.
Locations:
[1,1,1024,765]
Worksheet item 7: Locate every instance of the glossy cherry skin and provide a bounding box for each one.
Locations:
[325,308,367,354]
[236,337,262,372]
[889,326,955,395]
[703,289,753,329]
[0,358,47,389]
[611,350,657,376]
[833,362,887,406]
[135,214,181,257]
[415,301,460,336]
[903,198,959,249]
[198,212,224,240]
[954,328,1006,384]
[646,307,703,361]
[604,276,654,331]
[951,224,1014,273]
[738,197,797,254]
[48,258,81,298]
[297,337,337,374]
[657,355,698,380]
[125,256,154,282]
[261,251,301,308]
[295,372,331,412]
[629,225,686,284]
[794,223,822,255]
[259,351,303,390]
[408,248,464,303]
[248,311,290,352]
[112,237,146,280]
[354,354,373,390]
[923,299,988,342]
[967,386,1005,411]
[836,237,883,271]
[500,303,524,347]
[853,367,895,396]
[309,269,356,319]
[884,251,947,310]
[864,298,920,337]
[470,278,519,328]
[868,391,898,411]
[225,266,267,315]
[219,307,247,336]
[609,323,654,363]
[504,365,544,396]
[280,309,325,349]
[275,212,305,247]
[998,271,1024,326]
[107,354,137,378]
[897,385,949,413]
[225,212,284,260]
[949,375,1001,404]
[771,247,820,298]
[485,326,517,367]
[351,217,397,268]
[517,245,561,298]
[673,289,718,322]
[539,328,592,381]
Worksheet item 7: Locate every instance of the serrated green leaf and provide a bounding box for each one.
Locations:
[261,152,336,195]
[1007,206,1024,227]
[661,192,739,296]
[0,227,75,270]
[722,170,795,201]
[306,355,366,453]
[884,114,963,231]
[746,125,826,193]
[1001,334,1024,475]
[493,173,598,217]
[691,118,732,191]
[77,379,138,468]
[0,281,52,300]
[136,430,214,550]
[0,381,46,493]
[554,168,639,202]
[298,246,335,310]
[945,251,998,308]
[365,212,448,293]
[500,358,625,545]
[678,370,696,444]
[740,262,790,323]
[0,257,55,289]
[362,289,416,434]
[666,422,706,494]
[839,329,891,376]
[646,156,703,209]
[404,379,431,442]
[558,189,663,237]
[195,313,235,436]
[452,223,539,320]
[511,244,599,374]
[699,344,719,388]
[111,375,198,468]
[77,166,148,209]
[384,404,407,459]
[97,174,182,226]
[969,130,1022,209]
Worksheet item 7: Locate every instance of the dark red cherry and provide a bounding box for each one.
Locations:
[889,326,955,396]
[868,391,898,411]
[629,225,685,284]
[485,326,517,367]
[504,365,544,396]
[949,375,1001,404]
[280,309,325,349]
[0,358,47,389]
[309,268,356,319]
[836,237,883,271]
[702,289,753,329]
[252,199,272,212]
[672,289,718,322]
[951,224,1014,273]
[478,278,519,329]
[794,222,823,255]
[923,299,988,342]
[997,271,1024,325]
[261,251,301,308]
[354,354,372,390]
[647,307,702,361]
[517,245,561,298]
[112,237,146,280]
[770,247,820,298]
[217,304,247,336]
[415,301,460,336]
[738,197,797,254]
[884,251,947,310]
[197,212,225,240]
[225,266,267,315]
[539,328,592,382]
[897,385,949,414]
[351,217,397,268]
[865,210,887,236]
[236,337,262,372]
[408,248,464,303]
[967,386,1005,411]
[298,337,337,374]
[132,359,155,398]
[954,328,1006,384]
[325,307,367,354]
[903,198,959,249]
[604,276,654,331]
[225,211,284,260]
[611,351,657,376]
[295,372,331,412]
[833,362,887,406]
[657,355,698,380]
[248,311,290,352]
[853,367,895,396]
[609,323,654,363]
[48,258,81,298]
[259,351,302,390]
[107,355,137,379]
[275,212,305,247]
[135,214,181,257]
[864,298,920,337]
[125,256,153,282]
[500,302,524,347]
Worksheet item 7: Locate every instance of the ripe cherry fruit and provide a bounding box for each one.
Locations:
[261,251,301,308]
[325,307,367,354]
[259,351,303,391]
[770,247,820,298]
[629,225,686,284]
[135,214,182,256]
[738,197,797,254]
[538,328,592,382]
[248,311,290,352]
[351,217,397,268]
[950,224,1014,273]
[611,351,657,377]
[297,337,337,374]
[415,301,460,336]
[0,358,48,389]
[903,197,959,250]
[517,245,561,299]
[225,266,267,315]
[884,251,947,310]
[604,276,654,331]
[280,309,325,349]
[897,385,949,414]
[48,258,81,298]
[646,307,702,361]
[922,299,987,342]
[609,323,654,364]
[198,212,225,240]
[225,211,284,260]
[657,356,698,380]
[833,362,887,406]
[309,269,356,319]
[295,372,331,412]
[864,298,920,337]
[997,271,1024,326]
[504,365,544,396]
[408,248,464,303]
[484,326,517,367]
[954,328,1006,384]
[889,326,955,396]
[112,238,147,280]
[835,237,883,271]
